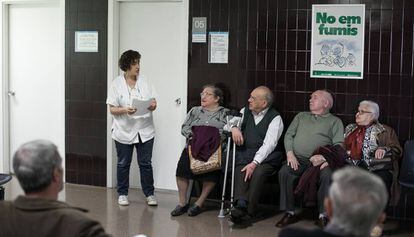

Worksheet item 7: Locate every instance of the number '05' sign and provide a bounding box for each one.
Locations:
[192,17,207,43]
[194,19,205,29]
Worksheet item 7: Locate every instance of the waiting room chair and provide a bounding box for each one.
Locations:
[0,173,12,200]
[398,140,414,220]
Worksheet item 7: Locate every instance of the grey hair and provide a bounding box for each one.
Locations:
[13,140,62,194]
[329,167,388,237]
[359,100,380,121]
[257,86,274,107]
[320,89,334,110]
[203,84,224,105]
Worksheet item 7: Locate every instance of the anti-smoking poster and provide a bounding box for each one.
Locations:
[310,4,365,79]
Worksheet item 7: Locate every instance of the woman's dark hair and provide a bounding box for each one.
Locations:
[203,84,224,105]
[119,50,141,71]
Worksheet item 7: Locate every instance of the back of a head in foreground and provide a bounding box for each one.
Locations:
[13,140,62,194]
[328,167,388,237]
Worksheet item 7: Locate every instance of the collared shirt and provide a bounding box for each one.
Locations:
[106,74,157,144]
[225,107,284,164]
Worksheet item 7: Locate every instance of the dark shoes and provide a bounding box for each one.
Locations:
[275,213,300,228]
[315,216,329,228]
[230,206,248,224]
[170,204,189,216]
[187,204,203,216]
[171,204,203,217]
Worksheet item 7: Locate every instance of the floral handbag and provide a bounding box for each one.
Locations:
[188,144,221,175]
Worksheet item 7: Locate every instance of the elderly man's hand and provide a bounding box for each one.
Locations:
[287,151,299,171]
[375,148,386,159]
[241,162,257,182]
[231,127,244,145]
[310,154,326,167]
[320,162,329,170]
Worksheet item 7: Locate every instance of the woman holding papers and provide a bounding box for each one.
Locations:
[106,50,158,207]
[171,84,229,217]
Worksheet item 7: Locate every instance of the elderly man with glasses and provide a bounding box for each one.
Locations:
[226,86,284,223]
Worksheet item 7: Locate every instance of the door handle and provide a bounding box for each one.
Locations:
[175,98,181,105]
[8,91,15,96]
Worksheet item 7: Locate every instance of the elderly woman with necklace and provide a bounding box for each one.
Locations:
[344,100,402,202]
[171,84,229,217]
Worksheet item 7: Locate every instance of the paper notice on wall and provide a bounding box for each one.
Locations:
[192,17,207,43]
[208,32,229,64]
[75,31,98,52]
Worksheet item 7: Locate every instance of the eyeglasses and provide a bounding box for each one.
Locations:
[356,110,373,115]
[200,92,214,97]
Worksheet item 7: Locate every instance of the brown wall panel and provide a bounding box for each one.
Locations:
[188,0,414,143]
[65,0,108,186]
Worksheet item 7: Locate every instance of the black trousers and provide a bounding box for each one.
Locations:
[278,161,332,214]
[234,163,276,215]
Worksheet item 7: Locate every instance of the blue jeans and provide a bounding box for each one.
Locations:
[115,138,155,197]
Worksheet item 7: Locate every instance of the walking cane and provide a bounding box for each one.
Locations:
[217,112,243,218]
[230,135,236,211]
[218,130,231,218]
[229,114,243,214]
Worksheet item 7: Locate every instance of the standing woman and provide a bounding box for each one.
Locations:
[106,50,158,206]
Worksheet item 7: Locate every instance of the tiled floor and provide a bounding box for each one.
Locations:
[3,178,414,237]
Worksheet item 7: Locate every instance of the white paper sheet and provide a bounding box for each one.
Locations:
[129,97,153,117]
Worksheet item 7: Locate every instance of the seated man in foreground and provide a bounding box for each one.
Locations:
[228,86,284,223]
[279,166,388,237]
[0,140,111,237]
[276,90,344,228]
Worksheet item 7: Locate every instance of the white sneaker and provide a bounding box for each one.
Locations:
[146,195,158,206]
[118,195,129,206]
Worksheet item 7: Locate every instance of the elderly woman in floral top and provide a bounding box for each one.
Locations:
[344,100,402,203]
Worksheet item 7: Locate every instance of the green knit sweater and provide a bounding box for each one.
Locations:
[284,111,344,161]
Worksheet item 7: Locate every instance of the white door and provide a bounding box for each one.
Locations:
[116,1,188,190]
[7,3,64,171]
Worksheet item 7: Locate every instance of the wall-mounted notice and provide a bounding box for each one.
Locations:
[208,32,229,64]
[310,4,365,79]
[192,17,207,43]
[75,31,98,52]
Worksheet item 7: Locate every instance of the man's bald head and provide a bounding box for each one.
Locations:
[309,90,334,115]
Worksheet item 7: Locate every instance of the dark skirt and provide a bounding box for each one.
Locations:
[175,147,221,183]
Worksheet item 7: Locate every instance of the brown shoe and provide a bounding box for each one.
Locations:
[314,216,329,228]
[275,213,299,228]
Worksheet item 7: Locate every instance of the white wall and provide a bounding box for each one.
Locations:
[107,0,188,190]
[0,0,65,174]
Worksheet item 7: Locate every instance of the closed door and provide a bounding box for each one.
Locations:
[118,1,187,190]
[8,3,64,171]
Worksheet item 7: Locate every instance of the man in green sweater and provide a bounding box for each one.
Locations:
[275,90,344,228]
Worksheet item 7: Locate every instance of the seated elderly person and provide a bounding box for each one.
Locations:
[228,86,284,223]
[344,100,402,202]
[276,90,344,228]
[0,140,111,237]
[170,84,229,217]
[280,166,388,237]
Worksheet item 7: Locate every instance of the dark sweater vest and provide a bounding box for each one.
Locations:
[233,107,283,167]
[241,107,280,149]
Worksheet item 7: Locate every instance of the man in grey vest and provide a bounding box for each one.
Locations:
[227,86,284,223]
